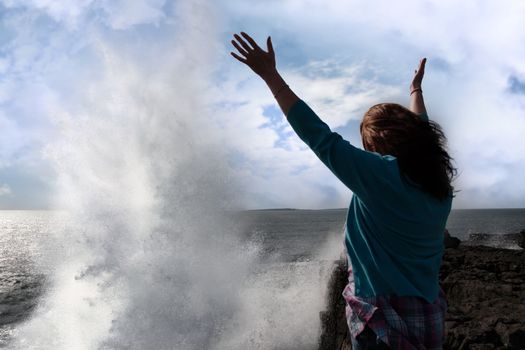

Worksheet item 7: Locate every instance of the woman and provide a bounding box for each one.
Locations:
[230,32,457,350]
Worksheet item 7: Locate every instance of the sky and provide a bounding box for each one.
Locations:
[0,0,524,210]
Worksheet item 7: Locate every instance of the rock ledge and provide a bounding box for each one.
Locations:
[319,245,525,350]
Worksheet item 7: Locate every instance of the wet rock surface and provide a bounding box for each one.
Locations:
[319,245,525,350]
[319,255,349,350]
[440,245,525,350]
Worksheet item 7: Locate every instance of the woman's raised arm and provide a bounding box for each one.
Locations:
[229,32,392,202]
[409,58,428,116]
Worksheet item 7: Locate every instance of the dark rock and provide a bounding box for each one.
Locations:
[445,229,461,248]
[319,245,525,350]
[508,328,525,348]
[519,230,525,249]
[318,255,351,350]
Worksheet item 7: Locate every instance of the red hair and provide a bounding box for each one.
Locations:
[360,103,458,201]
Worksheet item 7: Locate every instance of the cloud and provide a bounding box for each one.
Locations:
[285,59,403,128]
[1,0,525,210]
[1,0,93,28]
[0,0,174,209]
[0,183,11,196]
[96,0,166,29]
[0,0,167,29]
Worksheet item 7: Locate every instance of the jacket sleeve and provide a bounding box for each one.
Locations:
[286,99,392,201]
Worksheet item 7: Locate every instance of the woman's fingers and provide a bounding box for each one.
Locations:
[418,58,426,74]
[267,36,274,55]
[233,34,253,53]
[230,32,277,77]
[231,39,249,57]
[241,32,262,51]
[230,51,247,64]
[411,58,426,90]
[413,58,426,82]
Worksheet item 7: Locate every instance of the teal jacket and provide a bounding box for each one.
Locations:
[286,99,452,303]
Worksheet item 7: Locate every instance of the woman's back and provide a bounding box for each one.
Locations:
[285,99,452,349]
[285,98,452,349]
[343,152,452,303]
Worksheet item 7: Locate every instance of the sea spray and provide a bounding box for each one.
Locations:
[7,1,342,348]
[9,1,257,349]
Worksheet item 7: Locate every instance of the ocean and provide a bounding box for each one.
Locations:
[236,208,525,262]
[1,208,524,349]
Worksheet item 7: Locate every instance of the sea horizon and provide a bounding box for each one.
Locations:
[2,207,525,212]
[244,207,525,211]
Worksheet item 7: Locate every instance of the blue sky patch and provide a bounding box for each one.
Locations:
[508,75,525,94]
[259,104,293,150]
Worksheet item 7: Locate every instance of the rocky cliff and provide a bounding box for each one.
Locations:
[319,245,525,350]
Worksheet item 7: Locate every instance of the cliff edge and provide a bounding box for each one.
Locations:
[319,245,525,350]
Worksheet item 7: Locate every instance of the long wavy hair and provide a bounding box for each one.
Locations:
[360,103,458,201]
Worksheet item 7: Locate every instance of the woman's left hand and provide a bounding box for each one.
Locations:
[230,32,276,78]
[410,58,426,92]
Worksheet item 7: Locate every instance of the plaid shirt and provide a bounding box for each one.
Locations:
[342,262,447,350]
